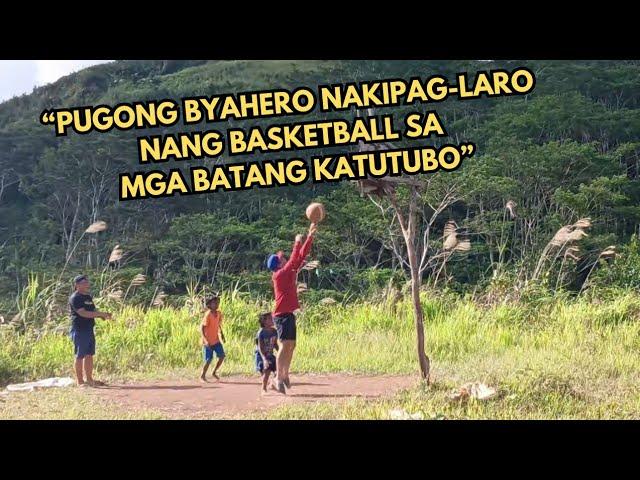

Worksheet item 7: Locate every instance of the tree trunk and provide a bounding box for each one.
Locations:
[390,190,431,382]
[406,235,431,381]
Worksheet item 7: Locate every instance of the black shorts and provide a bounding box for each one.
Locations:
[274,313,296,341]
[70,329,95,359]
[256,353,277,373]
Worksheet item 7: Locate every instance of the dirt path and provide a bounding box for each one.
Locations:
[90,374,416,419]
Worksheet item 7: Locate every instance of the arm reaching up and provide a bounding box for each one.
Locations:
[300,223,317,258]
[286,224,317,271]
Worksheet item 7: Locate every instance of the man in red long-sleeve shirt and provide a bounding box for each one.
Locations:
[266,222,317,394]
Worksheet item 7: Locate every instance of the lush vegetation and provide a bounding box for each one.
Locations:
[1,60,639,418]
[1,60,639,317]
[1,289,639,418]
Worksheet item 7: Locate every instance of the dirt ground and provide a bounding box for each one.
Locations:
[89,374,416,419]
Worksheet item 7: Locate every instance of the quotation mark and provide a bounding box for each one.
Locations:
[40,110,56,125]
[460,143,475,156]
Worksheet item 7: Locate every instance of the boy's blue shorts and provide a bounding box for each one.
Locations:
[255,353,277,373]
[203,342,225,362]
[70,330,95,359]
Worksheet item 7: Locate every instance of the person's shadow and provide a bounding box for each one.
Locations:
[106,385,209,391]
[223,381,330,387]
[291,393,374,399]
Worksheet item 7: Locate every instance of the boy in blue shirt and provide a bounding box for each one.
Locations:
[255,312,279,394]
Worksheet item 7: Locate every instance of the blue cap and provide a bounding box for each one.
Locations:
[266,252,284,272]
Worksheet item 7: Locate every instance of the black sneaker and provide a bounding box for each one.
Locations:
[277,381,286,395]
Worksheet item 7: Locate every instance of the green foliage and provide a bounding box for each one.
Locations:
[150,214,267,288]
[3,291,640,422]
[590,235,640,291]
[1,60,640,299]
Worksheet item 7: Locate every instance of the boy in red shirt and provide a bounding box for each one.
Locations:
[200,296,226,382]
[266,223,317,394]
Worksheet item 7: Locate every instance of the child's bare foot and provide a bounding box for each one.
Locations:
[77,382,88,388]
[200,376,208,383]
[261,388,268,396]
[212,373,220,382]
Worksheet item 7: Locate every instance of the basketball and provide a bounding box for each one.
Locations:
[306,202,326,223]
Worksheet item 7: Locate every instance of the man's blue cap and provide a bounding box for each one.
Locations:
[266,251,284,272]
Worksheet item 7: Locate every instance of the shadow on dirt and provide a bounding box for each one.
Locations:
[109,385,208,391]
[292,393,374,399]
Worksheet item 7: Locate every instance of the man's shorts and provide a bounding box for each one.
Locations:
[255,353,277,374]
[203,342,225,362]
[274,313,296,341]
[70,330,96,359]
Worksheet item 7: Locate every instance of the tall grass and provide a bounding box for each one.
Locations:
[10,273,63,332]
[2,289,640,393]
[255,293,640,420]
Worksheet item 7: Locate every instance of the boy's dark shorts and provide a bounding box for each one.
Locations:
[203,342,225,362]
[274,313,296,341]
[70,330,95,359]
[255,353,277,374]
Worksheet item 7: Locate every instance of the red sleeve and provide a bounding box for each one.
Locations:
[283,241,303,272]
[286,236,314,271]
[300,235,314,259]
[290,240,301,259]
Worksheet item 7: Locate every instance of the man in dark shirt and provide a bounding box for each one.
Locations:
[69,275,112,387]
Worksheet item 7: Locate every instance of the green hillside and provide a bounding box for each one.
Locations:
[1,60,639,313]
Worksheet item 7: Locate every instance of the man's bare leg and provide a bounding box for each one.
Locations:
[275,340,295,393]
[276,340,286,387]
[84,355,94,384]
[74,358,85,386]
[278,341,295,389]
[280,348,290,386]
[283,342,296,388]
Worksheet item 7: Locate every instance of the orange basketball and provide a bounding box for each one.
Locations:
[306,202,326,223]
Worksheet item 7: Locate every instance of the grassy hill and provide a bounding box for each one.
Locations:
[1,59,639,311]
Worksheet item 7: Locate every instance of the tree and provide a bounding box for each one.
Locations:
[355,141,463,381]
[389,184,431,380]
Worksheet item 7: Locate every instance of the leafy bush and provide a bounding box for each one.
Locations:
[590,235,640,291]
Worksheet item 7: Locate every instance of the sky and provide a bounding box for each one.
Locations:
[0,60,498,105]
[0,60,113,103]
